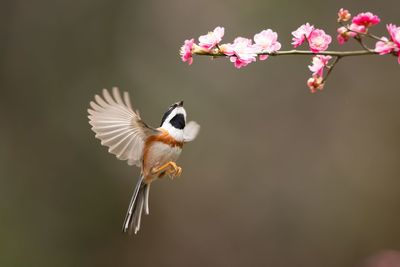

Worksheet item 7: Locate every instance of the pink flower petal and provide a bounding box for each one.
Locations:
[338,8,351,22]
[307,76,324,93]
[308,29,332,53]
[224,37,257,68]
[349,23,366,35]
[374,37,396,55]
[387,24,400,47]
[308,55,332,76]
[198,26,225,51]
[291,23,314,48]
[352,12,380,27]
[336,26,350,45]
[253,29,281,54]
[180,39,195,65]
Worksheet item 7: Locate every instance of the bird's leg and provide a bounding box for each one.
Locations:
[167,164,182,178]
[151,161,176,174]
[165,162,182,178]
[151,161,182,178]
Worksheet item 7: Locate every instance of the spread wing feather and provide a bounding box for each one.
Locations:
[88,87,160,166]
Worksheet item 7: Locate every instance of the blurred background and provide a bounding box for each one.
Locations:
[1,0,400,266]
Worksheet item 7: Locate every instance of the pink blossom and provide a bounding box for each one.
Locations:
[352,12,380,28]
[374,24,400,64]
[198,26,225,50]
[291,23,314,48]
[349,23,367,35]
[337,27,350,45]
[338,8,351,22]
[387,24,400,46]
[308,29,332,52]
[253,29,281,60]
[221,37,257,69]
[180,39,195,65]
[308,55,332,76]
[307,76,324,93]
[386,24,400,64]
[375,37,396,55]
[336,24,362,45]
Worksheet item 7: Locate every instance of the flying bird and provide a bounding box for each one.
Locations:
[88,87,200,234]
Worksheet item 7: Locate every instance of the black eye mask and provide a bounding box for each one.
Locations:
[169,114,185,129]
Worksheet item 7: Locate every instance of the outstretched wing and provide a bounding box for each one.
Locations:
[183,121,200,142]
[88,87,160,167]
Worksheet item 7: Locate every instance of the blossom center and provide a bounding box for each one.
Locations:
[314,36,324,47]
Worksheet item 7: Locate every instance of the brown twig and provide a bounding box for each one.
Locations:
[194,49,377,58]
[322,56,340,83]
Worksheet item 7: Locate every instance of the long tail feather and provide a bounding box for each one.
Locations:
[122,175,150,234]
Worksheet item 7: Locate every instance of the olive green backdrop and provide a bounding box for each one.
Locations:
[1,0,400,266]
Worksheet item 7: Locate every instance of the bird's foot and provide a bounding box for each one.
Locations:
[166,162,182,179]
[151,161,182,179]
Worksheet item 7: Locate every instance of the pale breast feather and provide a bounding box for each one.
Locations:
[146,141,182,167]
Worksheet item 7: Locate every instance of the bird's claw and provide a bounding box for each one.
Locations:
[167,162,182,179]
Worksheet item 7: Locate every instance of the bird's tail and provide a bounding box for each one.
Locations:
[122,175,151,234]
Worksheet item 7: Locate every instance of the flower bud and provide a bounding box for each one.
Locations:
[307,76,324,93]
[338,8,351,22]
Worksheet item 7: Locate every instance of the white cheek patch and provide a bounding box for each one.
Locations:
[163,123,185,142]
[166,109,178,122]
[175,107,186,118]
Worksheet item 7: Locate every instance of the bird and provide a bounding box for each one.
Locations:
[87,87,200,234]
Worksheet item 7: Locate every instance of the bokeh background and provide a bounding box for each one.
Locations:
[1,0,400,266]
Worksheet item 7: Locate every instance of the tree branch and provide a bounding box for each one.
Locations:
[322,56,340,83]
[195,49,377,58]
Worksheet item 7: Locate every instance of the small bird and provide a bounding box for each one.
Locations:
[87,87,200,234]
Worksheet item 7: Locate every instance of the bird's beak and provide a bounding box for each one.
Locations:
[177,100,184,107]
